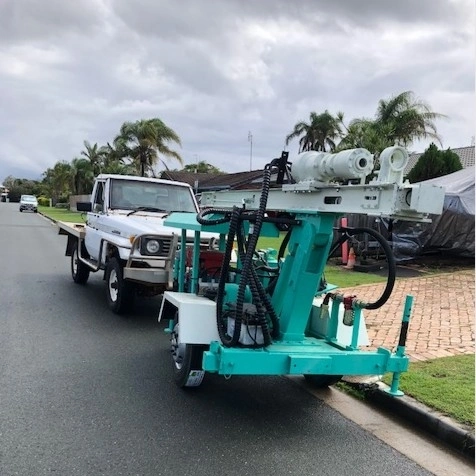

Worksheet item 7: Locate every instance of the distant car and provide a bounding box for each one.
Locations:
[19,195,38,213]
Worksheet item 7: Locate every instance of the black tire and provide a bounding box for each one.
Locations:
[19,209,23,212]
[304,374,343,388]
[71,241,90,284]
[170,318,206,388]
[105,257,135,314]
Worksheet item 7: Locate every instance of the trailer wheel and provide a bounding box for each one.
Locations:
[71,242,90,284]
[105,258,135,314]
[170,318,206,388]
[304,374,342,388]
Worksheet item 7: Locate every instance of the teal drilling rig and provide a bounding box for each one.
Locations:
[159,146,444,393]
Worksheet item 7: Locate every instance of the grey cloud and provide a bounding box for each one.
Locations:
[112,0,470,40]
[319,0,469,25]
[148,40,233,96]
[0,0,105,44]
[0,0,473,181]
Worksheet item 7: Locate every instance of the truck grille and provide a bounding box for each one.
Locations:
[158,238,172,256]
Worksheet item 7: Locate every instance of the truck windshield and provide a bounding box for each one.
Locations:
[110,180,197,213]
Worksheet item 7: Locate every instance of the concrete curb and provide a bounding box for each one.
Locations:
[346,380,475,460]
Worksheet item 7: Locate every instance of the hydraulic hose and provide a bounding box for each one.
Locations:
[236,230,272,346]
[197,163,281,347]
[197,207,232,226]
[329,226,396,310]
[215,206,240,346]
[232,166,274,346]
[236,228,280,341]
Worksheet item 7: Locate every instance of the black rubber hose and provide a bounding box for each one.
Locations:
[243,236,280,338]
[215,207,240,346]
[236,230,272,346]
[278,229,292,263]
[197,208,232,226]
[204,163,279,347]
[328,233,348,260]
[251,265,280,339]
[233,168,272,345]
[265,228,292,296]
[330,226,396,310]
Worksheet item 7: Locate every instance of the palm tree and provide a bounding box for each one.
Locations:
[114,118,183,176]
[70,158,94,194]
[285,110,342,153]
[98,142,136,175]
[339,91,445,156]
[80,141,103,175]
[336,119,394,153]
[374,91,444,147]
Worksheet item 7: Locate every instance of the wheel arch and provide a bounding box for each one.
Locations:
[65,234,77,257]
[66,235,89,259]
[103,243,124,279]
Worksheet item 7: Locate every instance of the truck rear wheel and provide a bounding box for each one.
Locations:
[71,242,90,284]
[105,258,135,314]
[170,318,206,388]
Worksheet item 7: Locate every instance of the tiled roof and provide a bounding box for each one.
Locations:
[159,171,216,188]
[160,170,264,191]
[405,146,475,175]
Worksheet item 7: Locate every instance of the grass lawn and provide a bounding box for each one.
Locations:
[257,233,387,287]
[38,206,86,223]
[382,355,475,426]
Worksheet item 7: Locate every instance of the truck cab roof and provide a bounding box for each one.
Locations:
[96,174,192,189]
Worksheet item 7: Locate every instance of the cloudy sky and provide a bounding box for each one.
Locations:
[0,0,474,181]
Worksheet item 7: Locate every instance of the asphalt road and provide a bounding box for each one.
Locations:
[0,202,435,476]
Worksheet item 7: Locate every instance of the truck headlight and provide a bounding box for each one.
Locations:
[145,239,161,254]
[139,236,170,256]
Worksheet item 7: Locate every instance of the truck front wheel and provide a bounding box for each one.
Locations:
[71,242,90,284]
[105,258,135,314]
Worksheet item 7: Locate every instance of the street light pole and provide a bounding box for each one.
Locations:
[194,154,199,174]
[248,131,253,171]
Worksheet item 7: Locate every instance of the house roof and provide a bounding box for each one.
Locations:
[159,171,214,188]
[160,170,264,191]
[405,145,475,175]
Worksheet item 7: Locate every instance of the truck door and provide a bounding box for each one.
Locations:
[84,179,106,262]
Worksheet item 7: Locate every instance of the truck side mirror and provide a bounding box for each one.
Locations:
[77,202,92,212]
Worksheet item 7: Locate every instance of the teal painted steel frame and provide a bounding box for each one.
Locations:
[202,340,408,376]
[164,211,411,390]
[385,295,413,397]
[270,213,336,341]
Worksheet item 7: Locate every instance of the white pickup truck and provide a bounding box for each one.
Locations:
[58,174,217,314]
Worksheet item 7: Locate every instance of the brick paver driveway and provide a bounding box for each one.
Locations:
[342,269,475,361]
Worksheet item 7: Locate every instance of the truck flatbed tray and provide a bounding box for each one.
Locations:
[57,221,86,239]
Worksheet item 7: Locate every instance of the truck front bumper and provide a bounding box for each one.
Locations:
[123,267,171,285]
